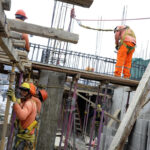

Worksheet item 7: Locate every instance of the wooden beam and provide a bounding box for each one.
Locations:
[2,0,11,10]
[12,39,26,48]
[77,92,121,123]
[0,57,10,64]
[56,0,93,8]
[8,19,79,44]
[16,49,28,58]
[107,109,121,127]
[32,62,139,87]
[9,31,22,39]
[0,37,24,71]
[0,37,18,60]
[108,62,150,150]
[64,86,112,99]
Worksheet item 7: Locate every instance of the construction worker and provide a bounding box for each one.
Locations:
[15,9,30,52]
[7,82,41,150]
[36,89,48,103]
[114,25,136,79]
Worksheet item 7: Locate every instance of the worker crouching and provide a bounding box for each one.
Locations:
[7,82,41,150]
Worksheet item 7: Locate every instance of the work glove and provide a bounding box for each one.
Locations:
[115,45,119,50]
[6,88,16,102]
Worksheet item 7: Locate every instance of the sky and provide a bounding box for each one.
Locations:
[5,0,150,60]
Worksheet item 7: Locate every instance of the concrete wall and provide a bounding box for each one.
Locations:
[110,86,135,128]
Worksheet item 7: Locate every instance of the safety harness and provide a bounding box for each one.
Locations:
[14,99,39,149]
[120,27,136,53]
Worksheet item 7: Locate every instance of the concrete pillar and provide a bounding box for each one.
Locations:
[36,70,66,150]
[127,119,148,150]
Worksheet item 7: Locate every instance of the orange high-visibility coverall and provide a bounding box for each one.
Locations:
[114,26,136,78]
[13,96,41,131]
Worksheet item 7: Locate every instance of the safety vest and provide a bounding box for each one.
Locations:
[120,28,136,53]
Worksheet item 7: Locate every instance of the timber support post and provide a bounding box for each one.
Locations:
[0,63,15,150]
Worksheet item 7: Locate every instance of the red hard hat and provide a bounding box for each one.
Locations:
[15,9,27,19]
[39,89,48,102]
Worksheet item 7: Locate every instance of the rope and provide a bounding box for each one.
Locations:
[71,8,114,32]
[75,18,114,32]
[76,17,150,22]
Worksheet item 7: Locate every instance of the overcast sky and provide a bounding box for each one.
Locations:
[5,0,150,59]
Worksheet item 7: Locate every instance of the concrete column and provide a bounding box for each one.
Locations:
[36,70,66,150]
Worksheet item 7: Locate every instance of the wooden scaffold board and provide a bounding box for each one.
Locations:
[56,0,93,8]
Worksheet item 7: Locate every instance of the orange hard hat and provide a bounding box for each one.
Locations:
[39,89,48,102]
[15,9,27,19]
[29,83,36,96]
[20,82,36,96]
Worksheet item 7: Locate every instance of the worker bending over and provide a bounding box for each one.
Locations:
[114,25,136,79]
[15,9,30,52]
[7,82,41,150]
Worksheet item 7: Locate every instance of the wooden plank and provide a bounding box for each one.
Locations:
[108,62,150,150]
[77,92,121,123]
[0,37,18,60]
[107,109,121,127]
[2,0,11,10]
[56,0,93,8]
[0,55,9,59]
[0,37,24,71]
[9,31,22,39]
[12,39,26,48]
[16,49,28,58]
[64,86,112,99]
[8,19,79,44]
[0,57,10,64]
[32,62,139,87]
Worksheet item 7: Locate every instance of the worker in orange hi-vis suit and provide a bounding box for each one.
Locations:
[114,25,136,79]
[15,10,30,52]
[7,82,41,150]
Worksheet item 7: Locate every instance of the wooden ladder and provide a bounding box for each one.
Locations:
[74,101,82,134]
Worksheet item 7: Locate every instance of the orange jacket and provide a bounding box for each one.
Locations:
[115,25,136,46]
[13,96,41,129]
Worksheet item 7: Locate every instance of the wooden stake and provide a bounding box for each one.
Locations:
[0,63,15,150]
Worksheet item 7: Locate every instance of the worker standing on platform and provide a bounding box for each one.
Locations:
[7,82,41,150]
[15,9,30,52]
[114,25,136,79]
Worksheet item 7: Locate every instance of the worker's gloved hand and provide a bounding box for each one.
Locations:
[115,45,119,50]
[6,88,16,102]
